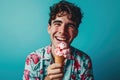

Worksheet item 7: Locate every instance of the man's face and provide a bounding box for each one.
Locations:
[48,14,78,49]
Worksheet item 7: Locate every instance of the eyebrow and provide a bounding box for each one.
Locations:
[52,20,62,24]
[52,20,76,28]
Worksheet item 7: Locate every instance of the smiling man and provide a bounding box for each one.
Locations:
[23,1,94,80]
[48,12,78,53]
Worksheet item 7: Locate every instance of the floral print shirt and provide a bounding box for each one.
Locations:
[23,45,94,80]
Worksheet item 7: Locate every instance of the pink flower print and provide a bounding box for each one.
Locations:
[74,59,80,70]
[88,61,92,69]
[81,74,85,80]
[24,69,30,80]
[47,46,52,54]
[76,51,82,57]
[50,61,53,64]
[30,54,40,64]
[36,78,39,80]
[26,57,31,65]
[40,69,43,74]
[70,55,75,60]
[71,74,76,79]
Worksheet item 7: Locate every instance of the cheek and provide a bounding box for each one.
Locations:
[49,28,58,37]
[52,28,59,34]
[69,30,77,37]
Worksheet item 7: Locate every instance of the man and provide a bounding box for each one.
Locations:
[23,1,94,80]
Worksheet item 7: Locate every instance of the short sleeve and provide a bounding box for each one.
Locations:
[80,55,94,80]
[23,52,41,80]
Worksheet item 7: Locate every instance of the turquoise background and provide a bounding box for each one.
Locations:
[0,0,120,80]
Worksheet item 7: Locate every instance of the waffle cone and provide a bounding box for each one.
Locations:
[54,56,65,64]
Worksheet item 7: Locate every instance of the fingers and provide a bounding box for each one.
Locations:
[47,63,63,75]
[49,63,63,69]
[48,68,63,75]
[48,73,63,80]
[47,63,64,80]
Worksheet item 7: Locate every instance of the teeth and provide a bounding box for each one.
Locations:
[56,37,66,41]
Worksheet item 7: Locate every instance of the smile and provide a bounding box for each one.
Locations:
[55,36,67,41]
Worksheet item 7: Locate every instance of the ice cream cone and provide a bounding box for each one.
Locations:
[54,56,65,64]
[54,42,70,64]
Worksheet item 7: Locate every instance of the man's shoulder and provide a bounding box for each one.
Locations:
[71,46,91,60]
[27,45,50,57]
[25,45,50,65]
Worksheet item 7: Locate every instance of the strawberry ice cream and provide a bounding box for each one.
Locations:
[54,42,70,64]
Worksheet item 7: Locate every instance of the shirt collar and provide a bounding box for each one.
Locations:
[43,44,53,59]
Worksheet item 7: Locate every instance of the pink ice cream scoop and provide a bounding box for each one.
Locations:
[54,42,70,64]
[54,42,70,58]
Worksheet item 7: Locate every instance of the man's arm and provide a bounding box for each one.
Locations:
[23,53,41,80]
[80,56,94,80]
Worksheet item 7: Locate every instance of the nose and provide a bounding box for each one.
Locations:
[59,25,66,34]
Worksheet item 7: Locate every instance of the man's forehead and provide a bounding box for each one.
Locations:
[58,12,76,22]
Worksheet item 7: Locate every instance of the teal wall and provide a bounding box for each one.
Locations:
[0,0,120,80]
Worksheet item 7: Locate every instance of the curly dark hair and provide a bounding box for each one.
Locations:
[48,0,83,28]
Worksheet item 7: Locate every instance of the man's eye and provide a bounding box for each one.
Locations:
[54,23,61,26]
[68,25,74,28]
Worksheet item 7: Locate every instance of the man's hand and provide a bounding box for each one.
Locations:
[45,63,64,80]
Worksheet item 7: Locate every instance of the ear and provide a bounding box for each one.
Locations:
[48,24,51,34]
